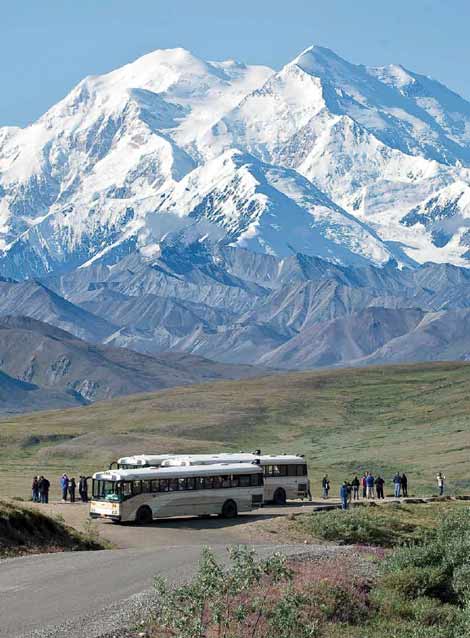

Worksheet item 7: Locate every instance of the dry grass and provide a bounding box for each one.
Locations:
[1,361,470,499]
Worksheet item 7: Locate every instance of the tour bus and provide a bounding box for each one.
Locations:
[113,452,310,505]
[90,462,264,523]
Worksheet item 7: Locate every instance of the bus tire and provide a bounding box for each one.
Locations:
[221,499,238,518]
[273,488,286,506]
[135,506,153,524]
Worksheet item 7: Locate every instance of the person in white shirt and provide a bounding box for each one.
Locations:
[436,472,445,496]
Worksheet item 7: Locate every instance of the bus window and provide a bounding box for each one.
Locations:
[239,475,250,487]
[169,478,179,491]
[132,481,142,495]
[178,478,187,490]
[120,482,133,499]
[203,476,214,489]
[212,476,223,489]
[231,475,239,488]
[151,480,159,492]
[142,480,152,493]
[159,479,169,492]
[186,477,196,490]
[221,475,231,488]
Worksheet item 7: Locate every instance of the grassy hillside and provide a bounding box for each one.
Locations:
[1,362,470,499]
[0,499,104,556]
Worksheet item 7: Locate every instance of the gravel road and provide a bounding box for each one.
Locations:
[2,542,347,638]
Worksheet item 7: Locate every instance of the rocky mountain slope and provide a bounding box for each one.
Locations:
[2,46,470,379]
[0,315,264,412]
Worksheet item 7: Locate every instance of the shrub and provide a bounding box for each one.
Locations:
[297,508,419,547]
[380,566,450,599]
[152,546,318,638]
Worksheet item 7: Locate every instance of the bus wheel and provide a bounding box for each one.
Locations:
[135,506,153,524]
[273,488,286,506]
[221,499,238,518]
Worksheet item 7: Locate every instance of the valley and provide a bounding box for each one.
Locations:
[2,361,469,500]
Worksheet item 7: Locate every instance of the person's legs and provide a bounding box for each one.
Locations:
[341,497,348,510]
[62,488,67,501]
[439,485,444,496]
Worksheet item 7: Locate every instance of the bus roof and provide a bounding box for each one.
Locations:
[117,453,306,466]
[93,463,263,482]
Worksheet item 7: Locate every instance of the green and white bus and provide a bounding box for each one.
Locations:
[90,462,264,523]
[114,452,310,505]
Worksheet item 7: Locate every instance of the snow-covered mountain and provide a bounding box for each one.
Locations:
[2,45,470,279]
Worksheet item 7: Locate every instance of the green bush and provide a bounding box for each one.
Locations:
[298,508,419,547]
[380,566,450,599]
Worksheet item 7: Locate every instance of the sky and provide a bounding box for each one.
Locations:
[1,0,470,127]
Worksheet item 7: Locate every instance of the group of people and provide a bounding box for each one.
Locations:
[32,474,89,503]
[338,471,408,509]
[31,475,51,503]
[322,471,410,505]
[60,474,89,502]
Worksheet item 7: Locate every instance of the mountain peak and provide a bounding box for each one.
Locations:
[290,45,352,75]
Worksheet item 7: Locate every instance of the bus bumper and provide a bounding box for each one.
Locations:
[89,512,121,522]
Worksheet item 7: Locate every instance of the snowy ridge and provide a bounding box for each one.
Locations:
[1,45,470,278]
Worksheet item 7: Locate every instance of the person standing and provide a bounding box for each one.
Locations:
[39,475,50,504]
[32,476,39,503]
[436,472,446,496]
[60,474,69,501]
[393,472,402,498]
[322,474,330,499]
[79,475,89,502]
[361,474,367,498]
[340,481,349,510]
[366,473,375,499]
[376,475,385,499]
[401,473,408,497]
[351,476,360,500]
[68,477,76,503]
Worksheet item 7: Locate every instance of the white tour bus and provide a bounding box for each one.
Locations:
[90,462,264,523]
[114,452,310,505]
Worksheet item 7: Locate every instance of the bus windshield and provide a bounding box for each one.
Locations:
[92,479,133,501]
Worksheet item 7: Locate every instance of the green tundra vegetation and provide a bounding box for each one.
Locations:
[149,503,470,638]
[1,361,470,499]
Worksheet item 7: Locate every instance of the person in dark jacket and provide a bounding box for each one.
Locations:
[38,476,50,503]
[351,476,360,500]
[79,476,89,502]
[361,474,367,498]
[401,473,408,497]
[60,474,69,501]
[32,476,39,503]
[68,477,76,503]
[322,474,330,499]
[376,475,385,499]
[340,481,349,510]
